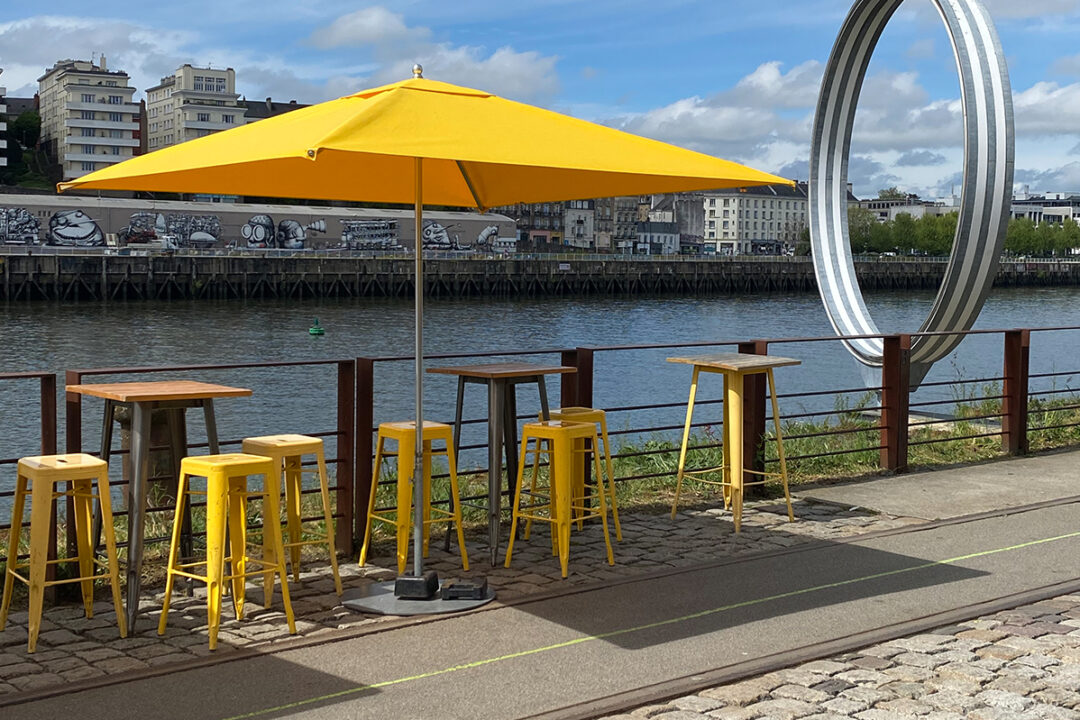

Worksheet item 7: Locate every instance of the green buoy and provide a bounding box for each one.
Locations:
[309,318,325,336]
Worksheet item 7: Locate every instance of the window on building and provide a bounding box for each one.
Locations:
[112,146,121,155]
[222,114,235,124]
[83,144,96,154]
[194,76,205,91]
[723,221,729,229]
[708,220,715,228]
[108,95,122,104]
[723,199,730,207]
[109,130,123,138]
[109,112,122,122]
[106,80,117,87]
[723,210,729,218]
[215,78,227,93]
[81,93,95,103]
[709,198,715,206]
[197,112,210,122]
[81,110,95,120]
[82,161,95,172]
[81,128,95,137]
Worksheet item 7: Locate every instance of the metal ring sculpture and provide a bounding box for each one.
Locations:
[809,0,1014,387]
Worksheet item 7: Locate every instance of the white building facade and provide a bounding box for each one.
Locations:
[37,57,139,180]
[563,199,595,249]
[146,65,241,151]
[702,183,810,255]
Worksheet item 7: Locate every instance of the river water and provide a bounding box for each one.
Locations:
[1,286,1079,496]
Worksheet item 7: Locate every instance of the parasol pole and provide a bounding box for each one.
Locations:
[413,154,425,578]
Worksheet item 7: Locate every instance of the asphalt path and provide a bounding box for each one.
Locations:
[12,502,1080,720]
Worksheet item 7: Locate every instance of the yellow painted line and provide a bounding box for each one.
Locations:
[222,529,1080,720]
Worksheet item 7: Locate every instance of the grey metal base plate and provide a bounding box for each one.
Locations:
[341,580,496,616]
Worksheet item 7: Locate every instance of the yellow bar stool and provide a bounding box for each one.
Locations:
[547,406,622,540]
[505,420,615,578]
[158,453,296,651]
[241,434,342,596]
[359,421,469,574]
[0,454,126,653]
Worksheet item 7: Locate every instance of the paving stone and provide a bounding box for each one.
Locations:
[876,697,934,714]
[630,704,675,717]
[879,681,928,699]
[922,690,981,714]
[60,665,107,681]
[771,684,831,704]
[653,712,711,720]
[671,696,724,713]
[851,655,894,670]
[835,669,893,688]
[96,656,150,674]
[810,678,854,695]
[0,662,42,679]
[33,628,82,646]
[705,706,755,720]
[741,698,818,720]
[700,680,772,706]
[840,687,895,706]
[1032,687,1080,708]
[974,688,1034,712]
[8,672,64,691]
[800,660,851,676]
[1018,706,1080,720]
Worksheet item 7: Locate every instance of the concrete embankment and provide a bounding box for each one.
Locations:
[0,254,1075,301]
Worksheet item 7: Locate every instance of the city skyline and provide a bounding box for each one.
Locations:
[2,1,1080,198]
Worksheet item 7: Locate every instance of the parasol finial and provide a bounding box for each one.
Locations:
[412,64,423,78]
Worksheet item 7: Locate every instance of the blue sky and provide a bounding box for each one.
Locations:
[3,1,1080,198]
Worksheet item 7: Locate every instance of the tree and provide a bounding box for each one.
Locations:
[847,206,877,253]
[892,212,917,253]
[877,186,908,200]
[794,226,811,256]
[1005,217,1037,256]
[10,111,40,148]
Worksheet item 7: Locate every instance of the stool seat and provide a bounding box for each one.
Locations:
[360,421,468,573]
[159,453,296,650]
[505,420,615,578]
[1,454,126,653]
[241,434,342,595]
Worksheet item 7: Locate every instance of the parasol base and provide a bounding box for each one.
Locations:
[342,579,496,616]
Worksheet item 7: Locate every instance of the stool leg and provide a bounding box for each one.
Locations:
[206,473,228,651]
[72,477,96,618]
[97,468,126,639]
[284,456,303,582]
[573,436,585,531]
[523,436,543,541]
[228,475,247,621]
[359,436,386,567]
[0,474,28,631]
[444,441,469,572]
[727,374,745,533]
[553,436,572,579]
[503,436,531,568]
[591,434,615,566]
[263,468,296,635]
[598,416,622,541]
[395,437,415,575]
[672,367,701,519]
[767,369,795,522]
[421,439,432,557]
[158,472,190,636]
[315,449,343,595]
[26,477,52,653]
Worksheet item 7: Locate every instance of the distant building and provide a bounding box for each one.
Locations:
[0,75,7,167]
[637,220,679,255]
[564,199,595,249]
[701,182,809,255]
[37,57,139,180]
[593,195,638,252]
[1011,189,1080,226]
[491,201,564,248]
[145,65,242,151]
[240,97,309,121]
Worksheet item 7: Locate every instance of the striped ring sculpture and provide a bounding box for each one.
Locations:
[809,0,1014,387]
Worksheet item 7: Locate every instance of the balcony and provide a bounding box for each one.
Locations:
[184,120,236,131]
[64,136,139,148]
[65,100,139,114]
[63,152,132,164]
[65,117,137,131]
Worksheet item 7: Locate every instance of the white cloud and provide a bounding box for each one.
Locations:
[305,7,560,103]
[896,150,947,167]
[1014,81,1080,135]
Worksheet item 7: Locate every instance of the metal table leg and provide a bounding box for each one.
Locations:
[91,400,117,553]
[487,379,505,566]
[444,378,467,552]
[126,401,152,632]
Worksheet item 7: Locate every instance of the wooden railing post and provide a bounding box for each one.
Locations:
[355,358,375,549]
[738,340,768,496]
[880,334,911,472]
[336,360,356,553]
[574,347,594,409]
[1002,329,1030,455]
[560,349,578,408]
[64,370,84,571]
[41,374,58,597]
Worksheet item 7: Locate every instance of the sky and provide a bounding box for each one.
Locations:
[2,0,1080,199]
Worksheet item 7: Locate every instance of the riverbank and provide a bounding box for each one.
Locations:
[2,253,1078,301]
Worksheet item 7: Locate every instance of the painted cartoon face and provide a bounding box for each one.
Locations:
[277,220,306,249]
[241,215,275,247]
[49,210,104,246]
[421,220,451,248]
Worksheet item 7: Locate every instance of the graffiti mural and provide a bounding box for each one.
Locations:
[421,219,469,250]
[0,207,41,244]
[476,225,499,246]
[340,220,401,250]
[119,212,221,248]
[48,210,104,246]
[241,215,326,248]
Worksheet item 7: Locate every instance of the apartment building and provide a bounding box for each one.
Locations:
[564,199,595,249]
[702,183,810,255]
[145,65,241,151]
[37,57,138,180]
[593,196,638,251]
[0,74,7,167]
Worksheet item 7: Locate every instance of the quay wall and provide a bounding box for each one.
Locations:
[0,254,1075,301]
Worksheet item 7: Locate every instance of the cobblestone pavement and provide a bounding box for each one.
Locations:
[0,497,922,698]
[600,595,1080,720]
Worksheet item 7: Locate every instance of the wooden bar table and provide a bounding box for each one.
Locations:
[65,380,252,631]
[427,362,575,565]
[667,353,800,531]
